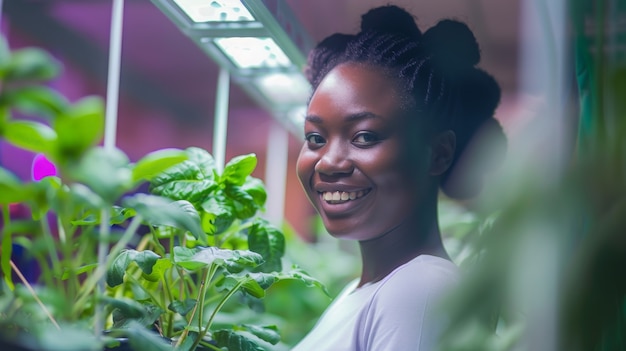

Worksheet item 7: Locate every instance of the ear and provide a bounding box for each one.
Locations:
[429,130,456,176]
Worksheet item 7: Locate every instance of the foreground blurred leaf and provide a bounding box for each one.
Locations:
[67,147,132,203]
[54,96,104,161]
[3,120,57,153]
[4,47,60,82]
[123,194,204,239]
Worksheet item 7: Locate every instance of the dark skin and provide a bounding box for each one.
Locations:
[297,63,456,287]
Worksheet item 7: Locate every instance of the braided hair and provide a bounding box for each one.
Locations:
[305,5,506,199]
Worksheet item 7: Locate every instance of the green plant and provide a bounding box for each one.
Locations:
[0,35,194,350]
[435,1,626,350]
[0,37,326,351]
[104,148,327,351]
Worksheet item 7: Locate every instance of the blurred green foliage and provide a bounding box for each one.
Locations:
[435,1,626,350]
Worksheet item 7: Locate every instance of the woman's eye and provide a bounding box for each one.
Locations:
[305,133,325,146]
[353,132,380,146]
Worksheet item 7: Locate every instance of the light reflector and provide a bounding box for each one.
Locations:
[173,0,255,23]
[255,73,311,105]
[214,37,292,69]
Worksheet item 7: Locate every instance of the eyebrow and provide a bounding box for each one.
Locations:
[304,111,382,124]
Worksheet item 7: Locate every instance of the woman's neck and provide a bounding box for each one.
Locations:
[356,199,449,287]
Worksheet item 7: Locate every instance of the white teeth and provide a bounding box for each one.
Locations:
[321,190,368,203]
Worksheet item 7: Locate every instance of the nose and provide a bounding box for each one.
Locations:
[314,141,354,176]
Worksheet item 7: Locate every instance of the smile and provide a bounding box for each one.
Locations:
[319,189,371,204]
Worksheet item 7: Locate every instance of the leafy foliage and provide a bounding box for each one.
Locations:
[0,36,326,351]
[104,147,325,350]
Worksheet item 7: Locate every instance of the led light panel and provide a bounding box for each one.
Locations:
[255,73,311,105]
[214,37,292,69]
[173,0,255,23]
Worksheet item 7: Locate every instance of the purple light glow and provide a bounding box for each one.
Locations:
[31,154,57,180]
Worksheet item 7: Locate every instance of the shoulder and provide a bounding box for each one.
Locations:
[374,255,459,305]
[358,255,459,350]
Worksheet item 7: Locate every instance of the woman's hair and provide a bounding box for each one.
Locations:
[305,5,506,199]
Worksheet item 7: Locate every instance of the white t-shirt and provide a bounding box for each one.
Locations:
[291,255,458,351]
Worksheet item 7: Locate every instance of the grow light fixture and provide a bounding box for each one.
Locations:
[213,37,291,69]
[173,0,255,22]
[151,0,314,135]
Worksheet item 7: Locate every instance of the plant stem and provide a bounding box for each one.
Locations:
[1,204,14,290]
[40,211,62,289]
[94,207,111,335]
[194,279,246,349]
[57,217,78,306]
[10,259,60,330]
[175,267,209,348]
[74,214,142,316]
[218,220,253,248]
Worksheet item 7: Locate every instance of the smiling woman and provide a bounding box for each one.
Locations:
[293,5,506,351]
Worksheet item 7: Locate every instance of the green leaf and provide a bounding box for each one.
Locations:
[186,146,217,176]
[106,249,160,287]
[278,266,329,296]
[201,196,235,235]
[71,205,135,226]
[225,185,258,220]
[0,167,31,204]
[248,219,285,273]
[221,153,257,186]
[238,272,277,290]
[68,183,106,210]
[38,324,103,351]
[141,257,173,282]
[1,86,69,120]
[219,274,267,298]
[149,147,217,205]
[168,298,197,316]
[3,120,57,153]
[54,96,104,160]
[241,177,267,208]
[123,194,204,239]
[173,246,263,272]
[237,324,280,345]
[61,263,97,280]
[131,148,188,183]
[212,329,265,351]
[5,47,61,82]
[124,321,172,351]
[67,147,133,203]
[150,163,216,205]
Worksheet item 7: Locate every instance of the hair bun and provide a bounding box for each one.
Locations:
[360,5,422,39]
[422,19,480,69]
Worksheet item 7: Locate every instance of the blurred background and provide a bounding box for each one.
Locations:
[0,0,528,240]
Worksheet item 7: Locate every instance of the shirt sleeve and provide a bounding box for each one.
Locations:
[357,262,457,351]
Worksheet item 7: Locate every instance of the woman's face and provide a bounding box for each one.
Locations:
[297,63,431,240]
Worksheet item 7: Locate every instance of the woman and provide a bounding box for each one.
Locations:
[293,5,505,351]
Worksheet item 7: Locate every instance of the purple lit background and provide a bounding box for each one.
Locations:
[1,0,524,238]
